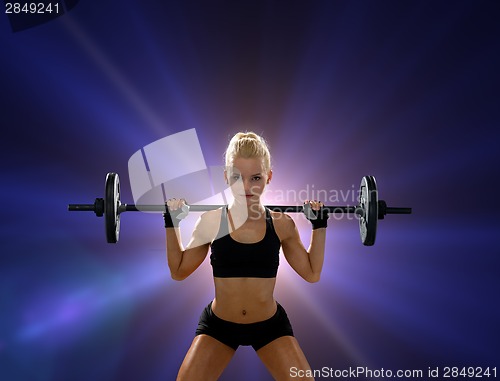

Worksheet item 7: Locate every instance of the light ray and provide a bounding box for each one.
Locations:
[61,17,166,135]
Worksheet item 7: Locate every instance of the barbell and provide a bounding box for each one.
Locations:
[68,173,412,245]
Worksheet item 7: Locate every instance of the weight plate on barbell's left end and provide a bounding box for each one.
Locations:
[105,172,121,243]
[359,175,378,246]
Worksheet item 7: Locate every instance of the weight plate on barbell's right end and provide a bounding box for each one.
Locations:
[359,175,378,246]
[105,172,121,243]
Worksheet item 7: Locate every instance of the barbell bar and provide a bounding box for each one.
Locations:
[68,173,412,245]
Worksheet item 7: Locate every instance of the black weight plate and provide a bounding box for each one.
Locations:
[105,172,121,243]
[359,176,378,246]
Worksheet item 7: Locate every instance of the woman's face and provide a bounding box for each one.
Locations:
[225,157,272,205]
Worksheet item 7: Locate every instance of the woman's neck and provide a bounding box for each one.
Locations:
[229,200,265,222]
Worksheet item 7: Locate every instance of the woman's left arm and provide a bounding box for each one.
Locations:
[279,212,327,283]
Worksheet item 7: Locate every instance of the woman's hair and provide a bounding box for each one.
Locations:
[224,132,271,172]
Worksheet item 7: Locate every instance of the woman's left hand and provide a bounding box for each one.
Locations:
[303,200,329,229]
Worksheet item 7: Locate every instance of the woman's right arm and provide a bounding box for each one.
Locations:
[166,211,217,281]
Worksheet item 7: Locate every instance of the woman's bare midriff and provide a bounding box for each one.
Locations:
[211,277,277,323]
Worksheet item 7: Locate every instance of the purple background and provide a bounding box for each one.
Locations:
[1,1,499,380]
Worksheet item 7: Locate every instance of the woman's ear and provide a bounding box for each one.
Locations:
[267,170,273,184]
[224,170,228,184]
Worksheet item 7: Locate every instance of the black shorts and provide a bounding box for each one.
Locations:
[195,301,294,351]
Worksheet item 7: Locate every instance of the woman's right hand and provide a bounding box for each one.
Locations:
[164,198,189,228]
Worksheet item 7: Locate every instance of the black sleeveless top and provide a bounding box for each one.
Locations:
[210,206,281,278]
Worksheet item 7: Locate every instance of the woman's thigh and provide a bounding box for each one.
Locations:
[177,334,236,381]
[256,336,314,381]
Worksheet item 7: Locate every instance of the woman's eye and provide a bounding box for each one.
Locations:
[252,176,261,181]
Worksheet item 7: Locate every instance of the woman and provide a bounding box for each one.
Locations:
[164,132,328,381]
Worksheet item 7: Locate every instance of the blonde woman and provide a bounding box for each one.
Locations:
[165,132,328,381]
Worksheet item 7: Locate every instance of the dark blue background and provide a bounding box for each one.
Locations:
[1,1,499,380]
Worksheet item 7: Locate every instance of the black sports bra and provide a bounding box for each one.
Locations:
[210,206,281,278]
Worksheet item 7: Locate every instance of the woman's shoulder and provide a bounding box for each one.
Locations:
[199,207,223,221]
[195,207,224,233]
[269,210,296,239]
[193,208,222,243]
